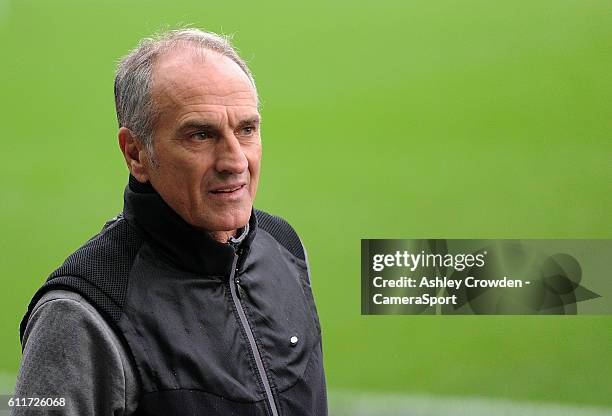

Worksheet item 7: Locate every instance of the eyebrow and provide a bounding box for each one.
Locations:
[236,116,261,127]
[178,116,261,133]
[178,121,217,133]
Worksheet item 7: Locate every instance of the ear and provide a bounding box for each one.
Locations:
[118,127,151,183]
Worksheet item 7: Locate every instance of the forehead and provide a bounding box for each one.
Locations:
[151,48,258,121]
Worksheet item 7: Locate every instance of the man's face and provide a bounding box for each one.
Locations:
[143,48,261,234]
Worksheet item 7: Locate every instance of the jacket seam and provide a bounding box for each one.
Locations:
[277,338,323,395]
[140,387,269,404]
[238,292,280,394]
[258,228,307,266]
[239,287,321,395]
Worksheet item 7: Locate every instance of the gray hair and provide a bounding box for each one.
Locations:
[114,28,257,158]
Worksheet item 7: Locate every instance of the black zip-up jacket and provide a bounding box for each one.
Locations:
[20,177,328,416]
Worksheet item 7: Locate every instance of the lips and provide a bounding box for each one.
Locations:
[210,183,246,194]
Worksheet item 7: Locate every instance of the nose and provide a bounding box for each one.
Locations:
[214,133,248,174]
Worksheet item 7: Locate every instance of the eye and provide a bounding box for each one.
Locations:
[238,126,255,136]
[191,131,213,141]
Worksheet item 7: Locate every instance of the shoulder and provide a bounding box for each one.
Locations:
[255,209,305,261]
[31,289,102,316]
[23,289,128,363]
[18,289,140,414]
[26,290,112,334]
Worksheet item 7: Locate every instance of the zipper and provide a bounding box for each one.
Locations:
[228,254,280,416]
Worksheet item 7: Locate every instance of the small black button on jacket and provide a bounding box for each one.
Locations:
[20,176,328,416]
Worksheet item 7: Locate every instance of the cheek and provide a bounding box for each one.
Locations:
[247,140,262,168]
[153,147,212,195]
[246,147,262,188]
[168,148,212,177]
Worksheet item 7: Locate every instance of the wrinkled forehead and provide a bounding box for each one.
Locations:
[151,48,258,113]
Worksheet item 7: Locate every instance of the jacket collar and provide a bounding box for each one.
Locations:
[122,175,257,276]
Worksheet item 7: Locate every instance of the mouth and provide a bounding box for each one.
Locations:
[209,183,247,195]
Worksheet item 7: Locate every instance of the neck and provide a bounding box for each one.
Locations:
[208,230,237,244]
[123,174,257,275]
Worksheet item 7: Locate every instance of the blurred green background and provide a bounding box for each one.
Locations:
[1,0,611,412]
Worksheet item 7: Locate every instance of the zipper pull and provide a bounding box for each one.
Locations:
[233,253,242,297]
[234,277,243,299]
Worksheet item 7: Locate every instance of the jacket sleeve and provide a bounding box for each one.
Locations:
[12,289,139,416]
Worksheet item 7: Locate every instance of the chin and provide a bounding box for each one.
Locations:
[200,210,251,232]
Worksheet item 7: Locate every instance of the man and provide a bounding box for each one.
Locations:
[15,29,327,416]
